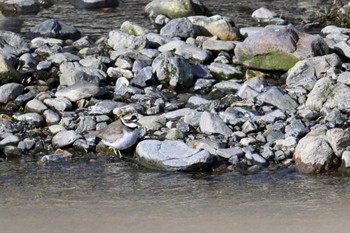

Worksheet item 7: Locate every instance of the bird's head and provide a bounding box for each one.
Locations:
[120,114,139,129]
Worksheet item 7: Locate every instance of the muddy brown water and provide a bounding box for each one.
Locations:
[0,0,347,232]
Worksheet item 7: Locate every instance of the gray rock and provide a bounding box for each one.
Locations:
[130,66,155,88]
[55,81,101,102]
[0,134,19,147]
[145,0,208,19]
[19,53,37,70]
[192,64,213,79]
[48,52,80,65]
[14,88,39,106]
[193,78,216,91]
[17,139,35,151]
[158,40,210,63]
[138,115,166,131]
[70,0,119,9]
[43,109,61,126]
[306,77,350,112]
[51,130,82,148]
[59,62,106,86]
[145,33,171,48]
[252,7,285,24]
[30,37,63,48]
[252,7,277,21]
[43,97,73,112]
[76,116,96,134]
[25,99,48,114]
[294,129,339,174]
[90,100,125,115]
[3,145,21,159]
[334,41,350,59]
[160,18,195,38]
[199,111,233,137]
[48,124,66,134]
[27,19,81,40]
[37,60,53,71]
[186,96,218,111]
[257,86,298,111]
[326,128,350,157]
[0,0,52,13]
[0,31,30,57]
[165,128,184,140]
[152,52,194,88]
[285,119,307,138]
[286,53,341,88]
[208,62,243,80]
[120,21,149,36]
[242,120,258,134]
[245,151,268,166]
[321,25,350,37]
[136,139,213,171]
[79,56,105,69]
[0,83,24,104]
[235,25,329,71]
[239,27,263,38]
[108,30,148,51]
[14,113,45,127]
[202,39,235,52]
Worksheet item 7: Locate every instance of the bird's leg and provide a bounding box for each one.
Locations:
[117,149,123,159]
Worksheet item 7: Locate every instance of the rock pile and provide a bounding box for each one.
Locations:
[1,0,350,174]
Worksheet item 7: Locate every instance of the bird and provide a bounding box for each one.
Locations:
[90,114,140,158]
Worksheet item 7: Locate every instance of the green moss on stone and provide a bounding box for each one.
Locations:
[237,49,300,71]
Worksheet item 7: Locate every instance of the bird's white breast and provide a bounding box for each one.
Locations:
[103,128,140,150]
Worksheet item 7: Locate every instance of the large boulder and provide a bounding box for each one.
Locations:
[234,25,329,71]
[55,81,101,102]
[188,15,240,41]
[70,0,119,9]
[145,0,208,19]
[0,83,24,104]
[27,19,81,40]
[0,0,53,13]
[293,129,340,174]
[136,139,214,171]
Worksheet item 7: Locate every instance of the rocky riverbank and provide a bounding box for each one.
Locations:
[1,0,350,174]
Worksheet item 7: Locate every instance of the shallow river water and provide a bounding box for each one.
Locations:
[0,0,348,232]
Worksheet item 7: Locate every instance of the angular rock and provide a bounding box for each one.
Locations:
[0,83,24,104]
[145,0,208,19]
[293,129,340,174]
[326,128,350,157]
[160,17,195,38]
[14,113,45,127]
[89,100,125,115]
[55,81,100,102]
[0,55,22,85]
[59,62,106,86]
[107,30,148,51]
[136,139,213,171]
[27,19,81,40]
[257,86,298,111]
[152,52,194,88]
[130,66,155,88]
[286,53,341,88]
[188,15,240,41]
[208,62,243,80]
[48,52,81,65]
[199,111,232,137]
[43,97,73,112]
[51,130,82,148]
[159,40,210,63]
[235,25,329,71]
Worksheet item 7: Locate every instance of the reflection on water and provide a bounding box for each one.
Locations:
[0,160,350,233]
[0,0,333,39]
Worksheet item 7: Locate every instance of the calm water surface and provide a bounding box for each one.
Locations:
[0,0,347,232]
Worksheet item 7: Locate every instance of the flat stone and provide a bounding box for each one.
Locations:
[55,81,100,102]
[257,86,298,111]
[14,113,45,127]
[208,62,243,80]
[51,130,82,148]
[136,139,213,171]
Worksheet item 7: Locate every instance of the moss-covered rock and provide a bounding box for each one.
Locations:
[235,25,329,71]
